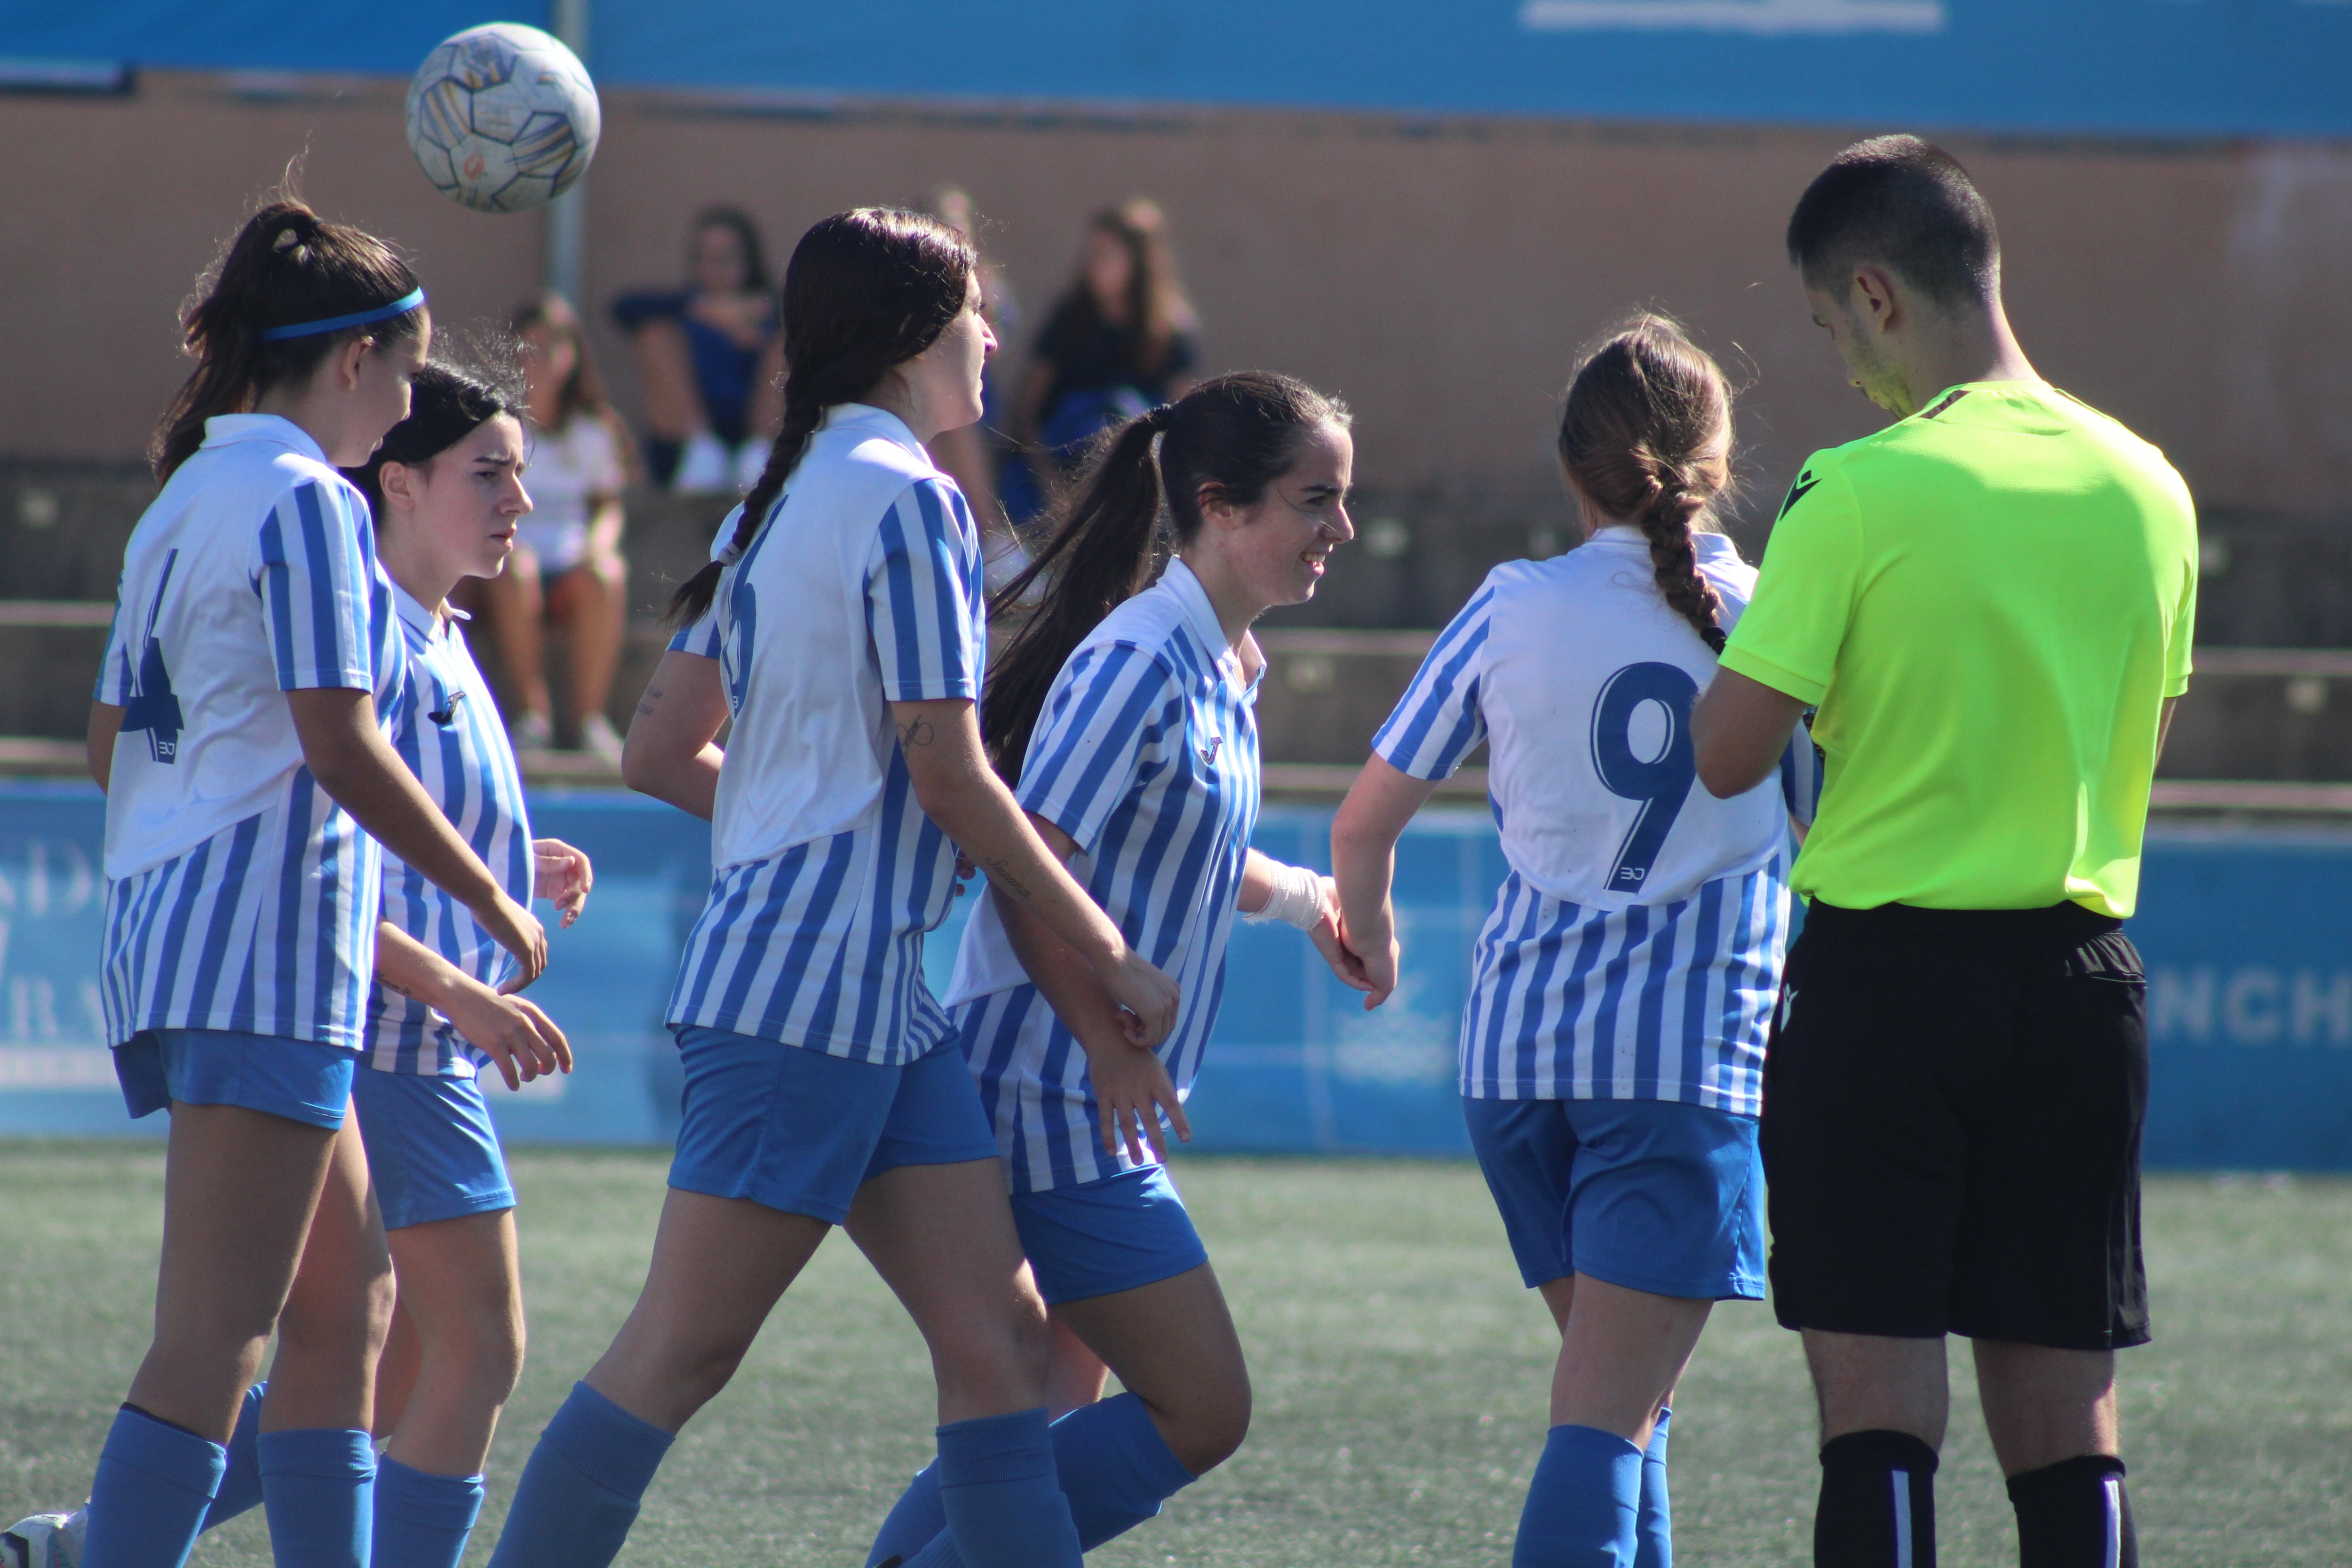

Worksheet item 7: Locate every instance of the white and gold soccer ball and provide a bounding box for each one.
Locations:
[405,23,600,215]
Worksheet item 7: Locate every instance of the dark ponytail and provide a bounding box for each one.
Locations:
[1556,315,1735,654]
[342,354,525,521]
[668,208,974,626]
[984,370,1348,778]
[155,199,425,481]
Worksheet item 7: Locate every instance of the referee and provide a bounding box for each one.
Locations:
[1692,136,2196,1568]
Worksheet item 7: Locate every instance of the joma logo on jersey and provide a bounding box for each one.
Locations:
[1200,735,1222,765]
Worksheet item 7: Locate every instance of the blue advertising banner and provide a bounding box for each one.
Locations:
[6,1,2349,140]
[0,783,2347,1168]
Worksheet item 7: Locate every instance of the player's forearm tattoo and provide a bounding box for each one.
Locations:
[635,684,663,717]
[898,716,936,749]
[984,855,1033,901]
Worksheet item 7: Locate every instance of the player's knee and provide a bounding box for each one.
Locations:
[930,1300,1052,1408]
[1164,1374,1251,1476]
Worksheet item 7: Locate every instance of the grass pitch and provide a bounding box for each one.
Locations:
[4,1144,2349,1566]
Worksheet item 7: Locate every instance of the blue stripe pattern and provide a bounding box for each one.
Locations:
[101,477,401,1050]
[1457,858,1788,1111]
[666,477,985,1063]
[366,600,534,1075]
[1372,583,1495,777]
[955,568,1261,1192]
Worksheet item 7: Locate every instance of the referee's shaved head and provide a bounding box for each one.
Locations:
[1787,135,2001,309]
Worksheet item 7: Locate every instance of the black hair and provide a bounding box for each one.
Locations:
[155,198,425,480]
[342,358,524,521]
[691,205,771,294]
[1785,134,2001,309]
[1556,316,1735,654]
[985,370,1349,777]
[668,208,975,626]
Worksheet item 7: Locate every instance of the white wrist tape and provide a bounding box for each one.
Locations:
[1246,860,1327,931]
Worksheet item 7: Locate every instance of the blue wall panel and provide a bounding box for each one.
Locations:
[2,784,2349,1168]
[6,1,2349,139]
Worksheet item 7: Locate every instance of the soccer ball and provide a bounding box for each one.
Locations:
[405,23,600,215]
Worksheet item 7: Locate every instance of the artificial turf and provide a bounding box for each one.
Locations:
[3,1144,2347,1565]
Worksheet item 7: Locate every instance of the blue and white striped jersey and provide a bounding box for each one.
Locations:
[665,405,986,1064]
[98,415,403,1051]
[1374,527,1818,1111]
[365,588,535,1076]
[943,559,1262,1191]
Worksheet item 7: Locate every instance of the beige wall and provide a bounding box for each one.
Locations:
[5,72,2347,518]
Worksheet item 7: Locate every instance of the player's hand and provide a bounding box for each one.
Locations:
[476,892,548,989]
[1088,1038,1190,1163]
[440,972,572,1090]
[1310,877,1376,995]
[532,837,594,927]
[1095,947,1180,1049]
[953,850,977,899]
[1352,905,1401,1010]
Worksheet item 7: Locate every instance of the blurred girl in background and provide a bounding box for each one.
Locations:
[612,206,778,492]
[477,295,633,762]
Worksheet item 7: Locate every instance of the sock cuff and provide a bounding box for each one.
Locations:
[102,1405,230,1496]
[376,1456,489,1529]
[1092,1392,1200,1490]
[1545,1423,1646,1464]
[544,1381,675,1499]
[257,1427,377,1480]
[936,1407,1055,1487]
[1645,1407,1672,1460]
[1820,1428,1940,1476]
[2005,1452,2127,1502]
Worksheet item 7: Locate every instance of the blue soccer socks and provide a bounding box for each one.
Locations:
[373,1457,486,1568]
[1636,1408,1672,1568]
[886,1392,1198,1568]
[79,1405,228,1568]
[921,1408,1081,1568]
[1816,1429,1939,1568]
[485,1382,674,1568]
[1514,1422,1644,1568]
[258,1427,377,1568]
[198,1382,268,1530]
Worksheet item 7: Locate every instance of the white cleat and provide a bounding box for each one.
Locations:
[2,1508,86,1568]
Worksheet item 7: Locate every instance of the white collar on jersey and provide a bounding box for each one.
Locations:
[818,401,930,462]
[1160,557,1253,691]
[1586,523,1742,562]
[199,412,329,465]
[391,581,469,641]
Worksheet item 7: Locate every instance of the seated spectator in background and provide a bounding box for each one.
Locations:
[924,185,1031,589]
[481,295,634,763]
[1003,198,1200,525]
[612,206,778,492]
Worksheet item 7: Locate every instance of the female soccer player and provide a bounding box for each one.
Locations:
[1332,318,1817,1568]
[488,208,1178,1568]
[71,201,545,1568]
[859,370,1374,1568]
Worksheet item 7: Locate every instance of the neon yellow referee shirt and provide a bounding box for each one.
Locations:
[1721,382,2197,917]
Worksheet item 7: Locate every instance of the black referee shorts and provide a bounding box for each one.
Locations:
[1760,899,2150,1351]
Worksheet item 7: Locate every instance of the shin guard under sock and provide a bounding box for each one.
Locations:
[372,1457,487,1568]
[1512,1423,1644,1568]
[1635,1408,1672,1568]
[258,1427,377,1568]
[1816,1430,1938,1568]
[198,1382,268,1530]
[485,1382,674,1568]
[924,1409,1081,1568]
[79,1405,228,1568]
[2006,1455,2135,1568]
[889,1391,1199,1568]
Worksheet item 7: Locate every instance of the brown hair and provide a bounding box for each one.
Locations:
[154,199,424,481]
[1556,316,1735,653]
[511,292,637,481]
[667,208,974,627]
[1047,199,1197,381]
[985,371,1347,777]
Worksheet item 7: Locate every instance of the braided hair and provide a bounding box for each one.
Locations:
[667,208,974,626]
[1556,316,1734,653]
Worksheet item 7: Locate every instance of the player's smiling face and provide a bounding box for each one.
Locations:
[1208,420,1355,612]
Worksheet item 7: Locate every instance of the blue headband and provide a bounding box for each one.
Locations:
[257,287,426,342]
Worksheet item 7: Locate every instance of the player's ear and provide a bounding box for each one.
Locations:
[379,459,420,513]
[1195,480,1240,530]
[332,335,373,392]
[1850,265,1900,333]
